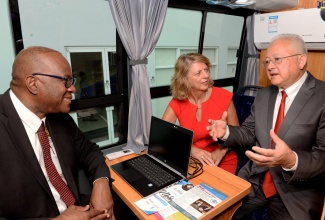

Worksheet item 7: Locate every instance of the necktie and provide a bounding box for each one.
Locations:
[262,90,287,198]
[38,122,75,206]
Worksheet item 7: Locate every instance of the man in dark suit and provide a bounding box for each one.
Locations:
[0,46,115,219]
[207,33,325,219]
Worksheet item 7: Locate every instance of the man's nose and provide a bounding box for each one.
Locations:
[68,85,76,93]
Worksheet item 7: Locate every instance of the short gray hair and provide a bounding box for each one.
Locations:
[270,33,308,54]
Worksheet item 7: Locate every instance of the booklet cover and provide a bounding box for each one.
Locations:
[135,180,194,214]
[135,181,228,220]
[167,182,228,220]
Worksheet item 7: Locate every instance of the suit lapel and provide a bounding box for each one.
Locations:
[266,86,278,147]
[278,73,315,138]
[1,91,55,198]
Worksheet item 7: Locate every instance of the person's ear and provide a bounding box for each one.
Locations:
[25,75,38,95]
[298,54,307,70]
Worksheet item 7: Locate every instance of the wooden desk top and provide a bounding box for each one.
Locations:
[106,154,251,220]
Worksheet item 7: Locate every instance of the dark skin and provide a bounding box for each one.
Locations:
[11,47,115,220]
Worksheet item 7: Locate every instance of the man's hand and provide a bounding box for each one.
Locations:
[245,129,296,169]
[52,205,109,220]
[207,111,228,141]
[90,178,115,220]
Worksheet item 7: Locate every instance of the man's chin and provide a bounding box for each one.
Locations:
[270,79,282,87]
[59,107,71,114]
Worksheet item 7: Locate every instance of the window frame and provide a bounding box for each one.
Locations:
[8,0,255,149]
[150,1,254,99]
[69,34,130,149]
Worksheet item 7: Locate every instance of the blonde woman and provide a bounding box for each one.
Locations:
[162,53,239,174]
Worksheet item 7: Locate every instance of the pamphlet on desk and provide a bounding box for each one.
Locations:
[135,181,228,220]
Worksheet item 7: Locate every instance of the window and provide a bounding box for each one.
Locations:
[66,47,121,147]
[202,48,219,80]
[203,12,244,80]
[149,7,245,119]
[148,8,201,118]
[227,47,239,78]
[17,0,127,149]
[13,0,251,149]
[66,47,118,99]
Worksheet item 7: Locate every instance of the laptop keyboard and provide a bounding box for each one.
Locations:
[127,156,176,187]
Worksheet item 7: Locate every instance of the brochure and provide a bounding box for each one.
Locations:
[135,181,228,220]
[135,180,194,214]
[153,206,190,220]
[168,182,228,220]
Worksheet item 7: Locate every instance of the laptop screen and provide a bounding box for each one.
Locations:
[148,116,193,178]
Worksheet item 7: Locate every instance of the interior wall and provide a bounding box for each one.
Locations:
[258,0,325,87]
[0,0,16,94]
[18,0,116,55]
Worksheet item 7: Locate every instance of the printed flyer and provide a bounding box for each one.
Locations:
[135,180,194,214]
[135,181,228,220]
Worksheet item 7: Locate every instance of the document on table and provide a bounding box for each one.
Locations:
[135,180,194,214]
[135,181,228,220]
[167,182,228,220]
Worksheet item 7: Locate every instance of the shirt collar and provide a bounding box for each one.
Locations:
[278,71,308,99]
[9,90,46,133]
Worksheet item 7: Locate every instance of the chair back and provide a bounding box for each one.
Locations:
[232,85,262,125]
[232,85,262,175]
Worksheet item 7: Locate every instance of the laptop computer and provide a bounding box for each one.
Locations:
[110,116,193,197]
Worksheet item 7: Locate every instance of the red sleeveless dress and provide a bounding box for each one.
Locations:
[169,87,238,174]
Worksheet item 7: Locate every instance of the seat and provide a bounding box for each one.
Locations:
[232,85,262,174]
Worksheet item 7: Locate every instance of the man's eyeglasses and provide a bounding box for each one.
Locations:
[262,54,302,68]
[32,73,76,88]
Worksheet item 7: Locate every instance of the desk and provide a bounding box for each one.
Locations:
[106,154,251,220]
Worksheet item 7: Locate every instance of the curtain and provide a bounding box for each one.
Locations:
[108,0,168,153]
[243,13,259,96]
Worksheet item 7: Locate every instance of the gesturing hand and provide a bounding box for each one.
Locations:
[245,129,296,169]
[207,111,228,141]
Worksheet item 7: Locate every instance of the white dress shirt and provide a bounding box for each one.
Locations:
[10,90,67,213]
[273,72,307,171]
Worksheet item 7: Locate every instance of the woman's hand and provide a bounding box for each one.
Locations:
[211,148,229,166]
[191,146,215,166]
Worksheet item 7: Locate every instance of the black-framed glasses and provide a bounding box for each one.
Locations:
[32,73,76,88]
[262,54,302,68]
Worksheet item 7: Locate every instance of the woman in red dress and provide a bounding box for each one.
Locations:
[162,53,239,174]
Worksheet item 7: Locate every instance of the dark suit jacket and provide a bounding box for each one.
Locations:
[223,72,325,220]
[0,90,111,219]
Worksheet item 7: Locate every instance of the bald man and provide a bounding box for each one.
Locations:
[0,46,115,219]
